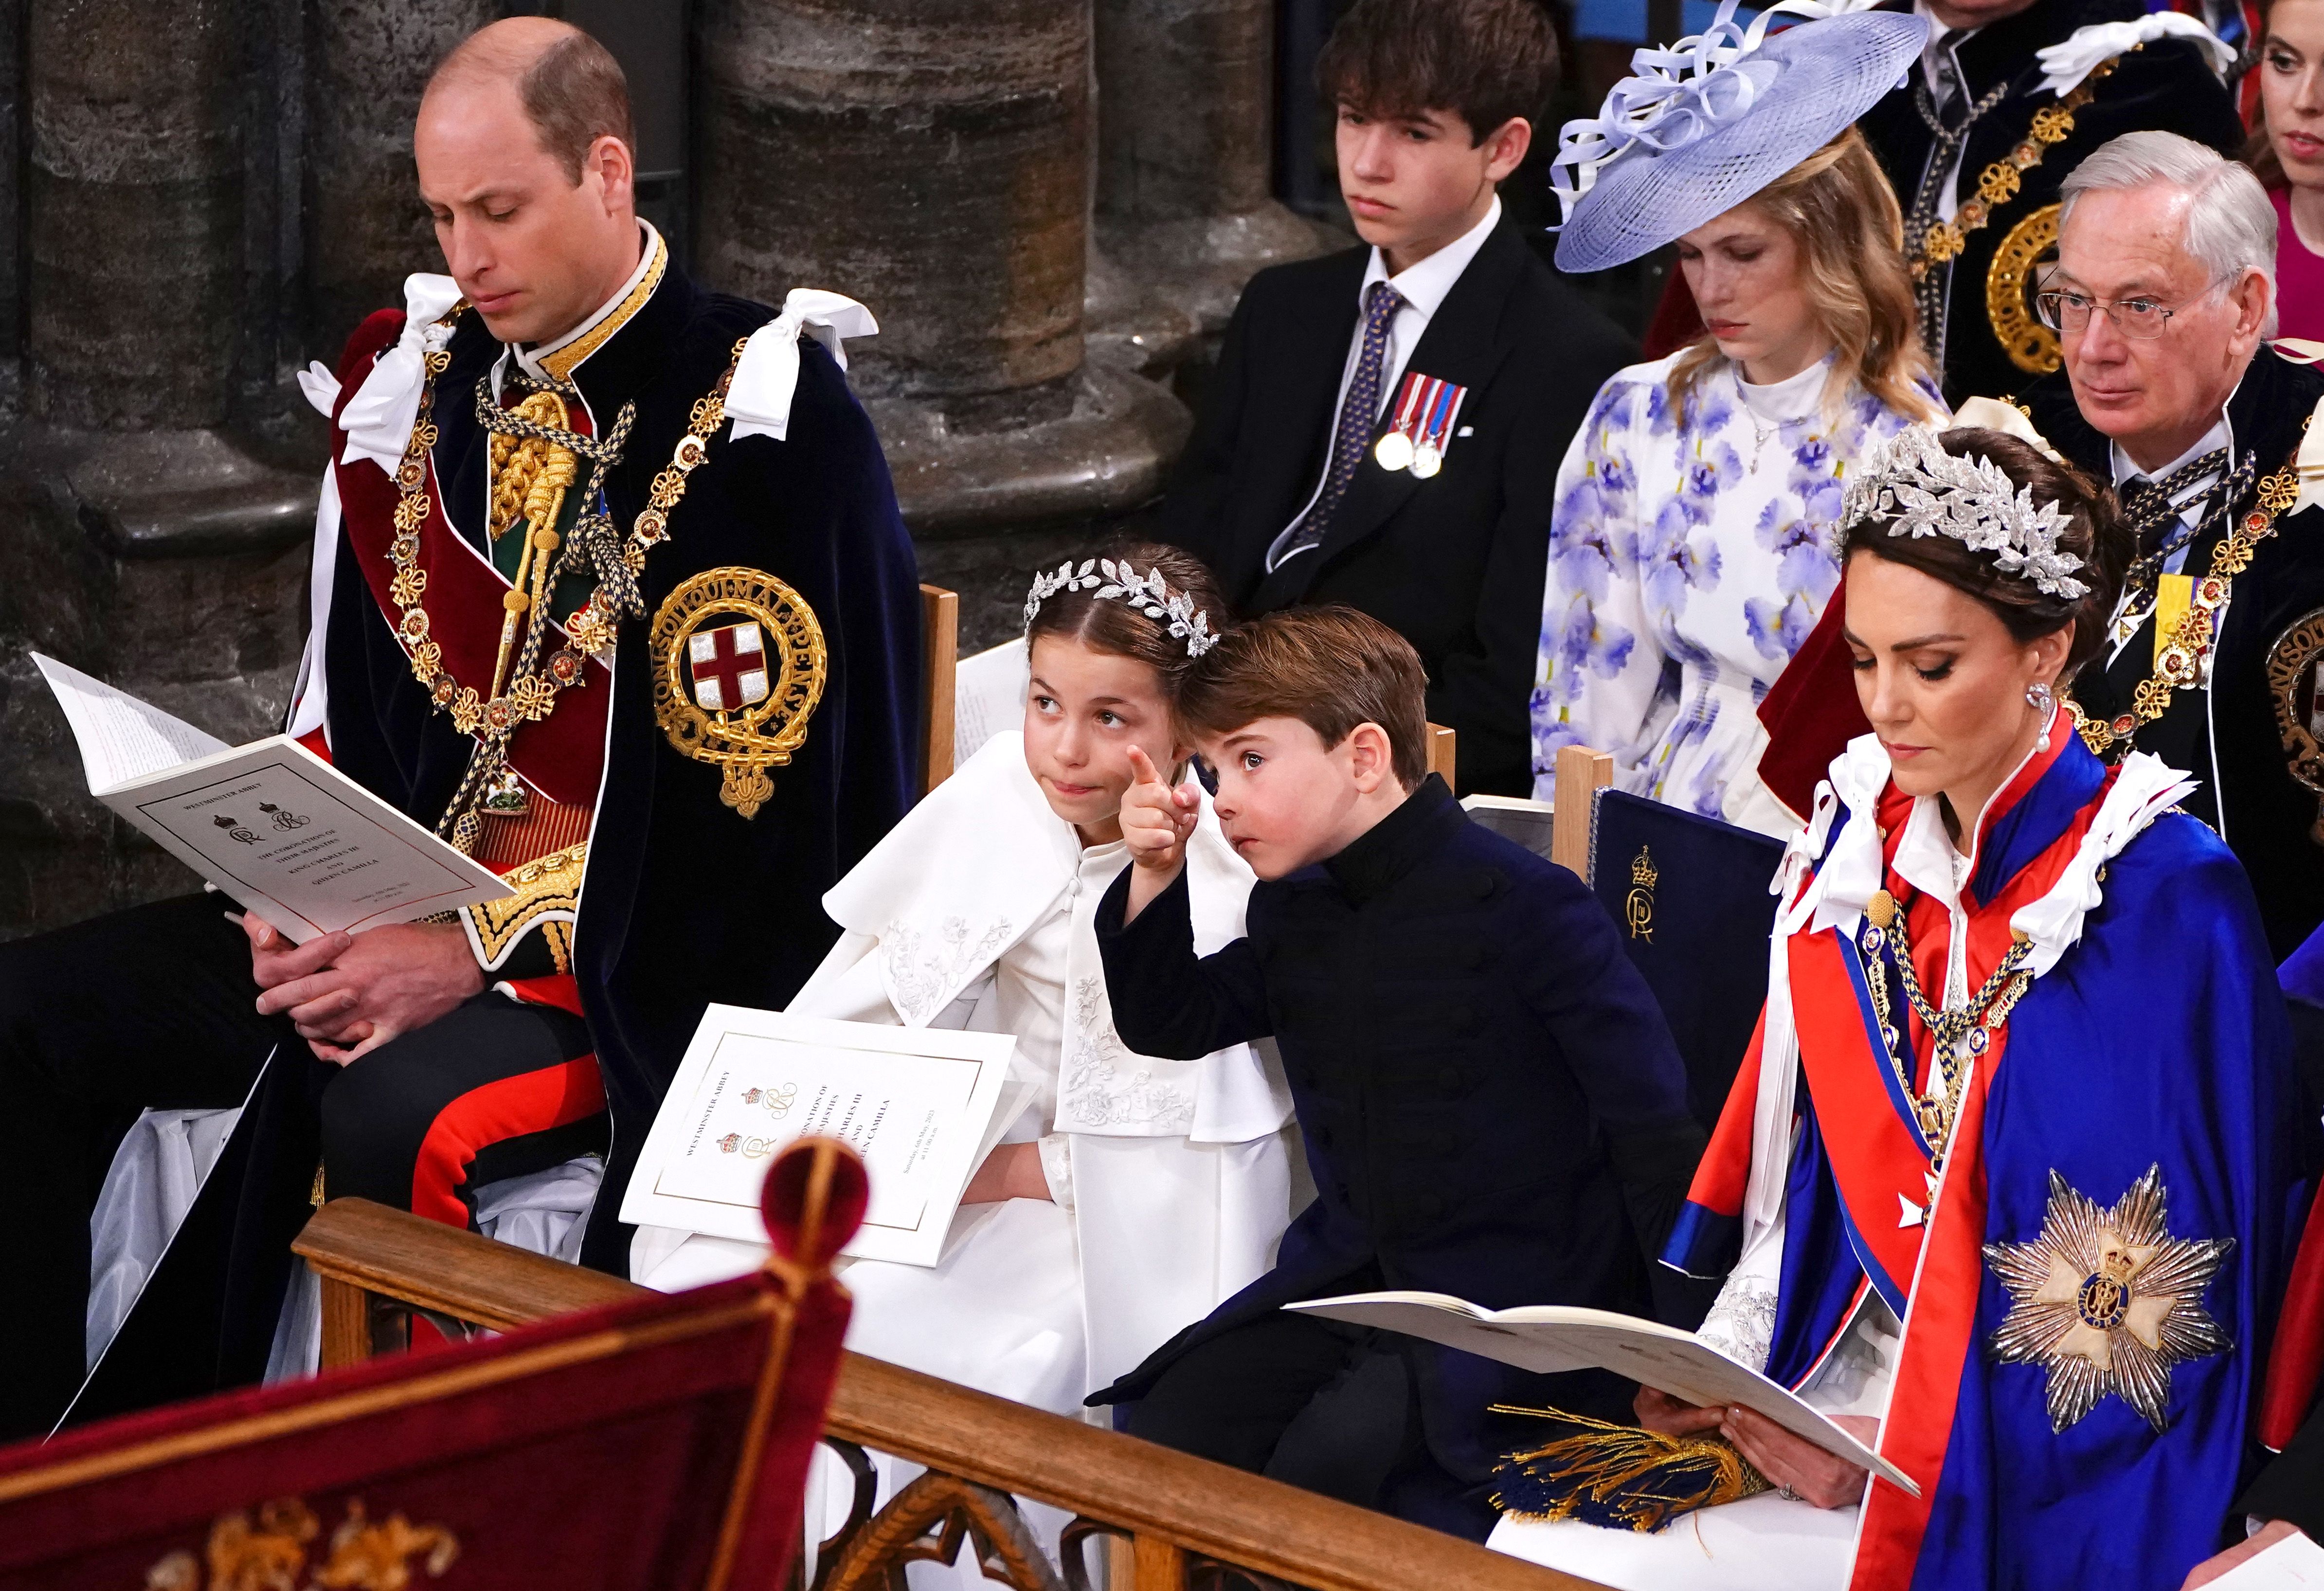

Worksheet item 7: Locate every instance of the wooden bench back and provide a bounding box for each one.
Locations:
[919,583,960,799]
[292,1201,1606,1591]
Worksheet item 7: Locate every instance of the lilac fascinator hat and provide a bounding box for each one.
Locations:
[1551,0,1929,274]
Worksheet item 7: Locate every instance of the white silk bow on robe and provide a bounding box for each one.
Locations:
[725,289,879,444]
[336,273,465,475]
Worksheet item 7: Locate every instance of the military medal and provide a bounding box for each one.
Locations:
[1380,370,1467,481]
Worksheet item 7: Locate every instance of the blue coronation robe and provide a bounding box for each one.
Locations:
[1668,729,2309,1589]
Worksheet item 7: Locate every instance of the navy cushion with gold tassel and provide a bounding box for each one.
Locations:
[1489,1406,1770,1532]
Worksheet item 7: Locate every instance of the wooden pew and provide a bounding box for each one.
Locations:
[919,583,960,798]
[1549,744,1614,880]
[293,1201,1608,1591]
[1425,722,1457,789]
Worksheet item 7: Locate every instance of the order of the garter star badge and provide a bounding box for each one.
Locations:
[1983,1164,2233,1433]
[650,566,827,819]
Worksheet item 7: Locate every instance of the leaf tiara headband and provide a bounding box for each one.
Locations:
[1842,426,2090,600]
[1548,0,1875,226]
[1023,559,1219,659]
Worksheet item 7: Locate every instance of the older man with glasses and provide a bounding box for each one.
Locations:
[2016,129,2324,965]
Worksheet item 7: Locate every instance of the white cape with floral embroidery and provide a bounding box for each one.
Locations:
[631,730,1295,1408]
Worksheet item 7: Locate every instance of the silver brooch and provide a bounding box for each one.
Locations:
[1984,1164,2233,1432]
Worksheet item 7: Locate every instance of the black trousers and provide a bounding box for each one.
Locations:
[1123,1312,1503,1543]
[0,893,604,1442]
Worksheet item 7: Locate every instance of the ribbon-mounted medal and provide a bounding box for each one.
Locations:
[1372,371,1469,479]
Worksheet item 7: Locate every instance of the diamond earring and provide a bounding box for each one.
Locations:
[2026,680,2055,753]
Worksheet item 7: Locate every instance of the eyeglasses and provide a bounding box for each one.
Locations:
[2034,288,2202,339]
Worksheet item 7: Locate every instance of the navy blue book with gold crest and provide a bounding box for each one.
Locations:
[1585,790,1783,1136]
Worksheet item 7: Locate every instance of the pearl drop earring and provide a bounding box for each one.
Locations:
[2026,680,2055,753]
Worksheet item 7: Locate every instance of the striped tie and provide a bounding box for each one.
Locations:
[1281,280,1406,561]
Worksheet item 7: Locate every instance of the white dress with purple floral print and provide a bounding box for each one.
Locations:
[1529,352,1938,832]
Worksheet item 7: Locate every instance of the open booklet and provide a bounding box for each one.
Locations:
[1286,1291,1919,1496]
[2203,1528,2324,1589]
[621,1004,1027,1268]
[33,654,510,944]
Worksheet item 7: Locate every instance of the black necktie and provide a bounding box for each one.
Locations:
[1931,31,1970,131]
[2119,475,2171,558]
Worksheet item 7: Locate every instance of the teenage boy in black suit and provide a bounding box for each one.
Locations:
[1159,0,1636,798]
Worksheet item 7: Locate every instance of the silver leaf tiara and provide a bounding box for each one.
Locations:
[1841,426,2090,600]
[1023,559,1219,658]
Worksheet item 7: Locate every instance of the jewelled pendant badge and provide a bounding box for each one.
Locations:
[1374,371,1469,479]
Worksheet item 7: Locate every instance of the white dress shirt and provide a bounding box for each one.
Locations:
[1264,196,1503,572]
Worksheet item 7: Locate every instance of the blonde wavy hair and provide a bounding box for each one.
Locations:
[1667,127,1941,429]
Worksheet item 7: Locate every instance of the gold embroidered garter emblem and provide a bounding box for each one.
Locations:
[1985,202,2062,377]
[2267,607,2324,843]
[650,566,827,819]
[1984,1163,2233,1432]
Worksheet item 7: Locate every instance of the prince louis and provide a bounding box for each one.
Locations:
[1088,607,1702,1539]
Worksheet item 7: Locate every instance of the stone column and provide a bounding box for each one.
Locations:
[695,0,1189,533]
[1088,0,1332,377]
[25,0,241,429]
[3,0,313,939]
[306,0,497,359]
[0,1,24,418]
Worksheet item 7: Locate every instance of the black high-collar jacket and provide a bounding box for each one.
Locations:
[324,262,923,1266]
[1092,776,1702,1492]
[2028,346,2324,958]
[1858,0,2242,407]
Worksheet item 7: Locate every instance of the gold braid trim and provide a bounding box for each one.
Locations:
[487,390,573,542]
[460,842,587,972]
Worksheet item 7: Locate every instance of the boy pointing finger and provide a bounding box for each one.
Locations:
[1121,745,1200,905]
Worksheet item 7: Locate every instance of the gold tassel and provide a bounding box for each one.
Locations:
[1488,1406,1770,1533]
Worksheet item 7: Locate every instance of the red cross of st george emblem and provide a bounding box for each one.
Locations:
[687,621,770,714]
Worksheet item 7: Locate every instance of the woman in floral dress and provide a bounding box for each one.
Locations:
[1531,125,1944,833]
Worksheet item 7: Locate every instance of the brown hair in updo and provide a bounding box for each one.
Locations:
[1840,429,2128,683]
[1022,542,1231,700]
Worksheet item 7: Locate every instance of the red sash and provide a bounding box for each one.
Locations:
[329,311,612,808]
[1832,772,2107,1585]
[2260,1181,2324,1449]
